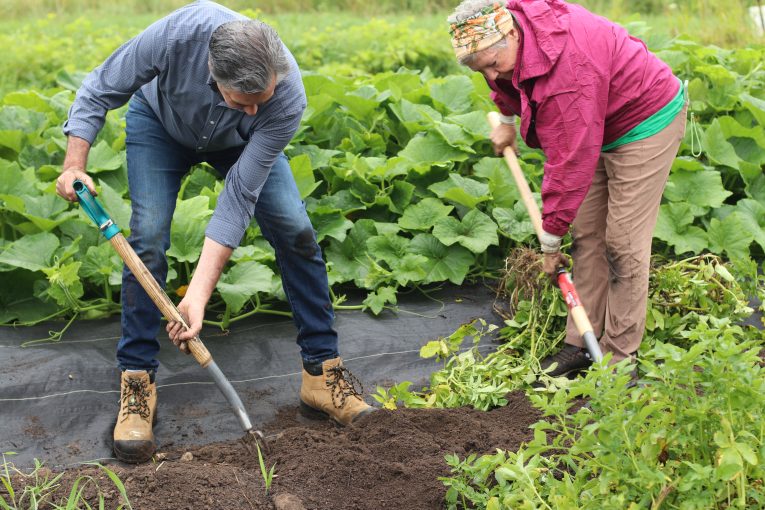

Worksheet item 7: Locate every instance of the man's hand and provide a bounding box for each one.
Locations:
[58,136,95,201]
[490,122,518,156]
[542,251,570,284]
[56,168,96,202]
[166,295,206,355]
[165,237,233,353]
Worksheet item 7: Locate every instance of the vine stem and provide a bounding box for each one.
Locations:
[103,277,112,303]
[203,294,293,330]
[1,307,70,327]
[21,311,79,347]
[3,302,114,329]
[333,304,364,310]
[221,303,231,329]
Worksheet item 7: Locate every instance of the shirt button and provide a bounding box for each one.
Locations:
[197,146,203,150]
[209,121,215,125]
[202,136,207,139]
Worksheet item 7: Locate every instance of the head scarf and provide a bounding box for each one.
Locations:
[450,3,515,61]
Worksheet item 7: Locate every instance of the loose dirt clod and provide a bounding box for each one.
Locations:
[180,452,193,462]
[273,493,306,510]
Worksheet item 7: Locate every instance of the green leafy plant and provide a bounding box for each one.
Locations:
[1,453,62,510]
[373,316,543,410]
[366,252,764,507]
[0,454,132,510]
[1,16,764,350]
[422,253,765,508]
[255,442,276,496]
[53,463,133,510]
[645,254,756,343]
[441,319,765,509]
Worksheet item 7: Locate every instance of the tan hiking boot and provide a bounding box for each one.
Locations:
[113,370,157,463]
[299,357,375,426]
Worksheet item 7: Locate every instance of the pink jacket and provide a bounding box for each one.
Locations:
[489,0,679,236]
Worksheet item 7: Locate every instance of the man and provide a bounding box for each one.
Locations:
[448,0,687,376]
[57,0,373,464]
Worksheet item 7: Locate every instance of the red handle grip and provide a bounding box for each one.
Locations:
[557,270,582,310]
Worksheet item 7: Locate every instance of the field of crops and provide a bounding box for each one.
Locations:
[1,2,765,508]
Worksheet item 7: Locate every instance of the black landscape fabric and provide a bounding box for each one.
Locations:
[0,284,500,469]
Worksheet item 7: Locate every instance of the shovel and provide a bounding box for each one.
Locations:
[72,180,266,449]
[487,112,604,363]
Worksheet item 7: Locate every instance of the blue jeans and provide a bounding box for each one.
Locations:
[116,93,338,372]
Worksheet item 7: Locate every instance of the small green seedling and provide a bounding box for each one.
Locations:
[255,442,276,495]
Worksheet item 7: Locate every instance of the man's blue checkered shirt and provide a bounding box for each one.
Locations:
[63,0,307,248]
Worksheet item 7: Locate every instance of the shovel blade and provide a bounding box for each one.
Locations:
[242,429,269,455]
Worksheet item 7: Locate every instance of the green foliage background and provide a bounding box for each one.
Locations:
[1,10,764,332]
[0,3,764,508]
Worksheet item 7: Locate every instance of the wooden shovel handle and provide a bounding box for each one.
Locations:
[487,112,602,362]
[486,111,544,240]
[109,233,212,367]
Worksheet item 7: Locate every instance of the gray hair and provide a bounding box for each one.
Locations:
[448,0,513,66]
[208,20,291,94]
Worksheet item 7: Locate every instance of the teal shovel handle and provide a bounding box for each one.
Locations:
[73,180,120,240]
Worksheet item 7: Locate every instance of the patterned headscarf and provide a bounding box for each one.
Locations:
[450,3,515,61]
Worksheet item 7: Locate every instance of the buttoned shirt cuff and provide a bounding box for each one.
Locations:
[539,230,563,254]
[62,119,101,146]
[205,215,244,250]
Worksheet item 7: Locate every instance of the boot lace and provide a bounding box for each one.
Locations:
[325,365,364,409]
[120,378,151,422]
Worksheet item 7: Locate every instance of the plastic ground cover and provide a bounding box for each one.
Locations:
[0,284,499,469]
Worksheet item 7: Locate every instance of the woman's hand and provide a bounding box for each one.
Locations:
[490,122,518,156]
[542,251,570,284]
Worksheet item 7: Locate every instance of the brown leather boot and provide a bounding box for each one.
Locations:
[113,370,157,463]
[299,357,375,426]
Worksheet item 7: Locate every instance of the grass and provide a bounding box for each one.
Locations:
[254,442,276,496]
[0,0,763,46]
[610,5,765,47]
[0,8,448,35]
[0,453,133,510]
[0,0,454,19]
[0,1,761,96]
[1,454,61,509]
[0,9,453,95]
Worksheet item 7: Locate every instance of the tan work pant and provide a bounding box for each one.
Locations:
[565,106,687,363]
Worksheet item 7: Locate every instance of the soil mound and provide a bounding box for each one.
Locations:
[46,391,539,509]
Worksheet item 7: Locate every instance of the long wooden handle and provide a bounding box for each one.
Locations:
[487,112,603,362]
[109,233,213,367]
[487,111,544,240]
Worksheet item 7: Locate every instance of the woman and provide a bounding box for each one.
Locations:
[449,0,687,375]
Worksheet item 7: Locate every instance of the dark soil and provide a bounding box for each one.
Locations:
[24,391,541,510]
